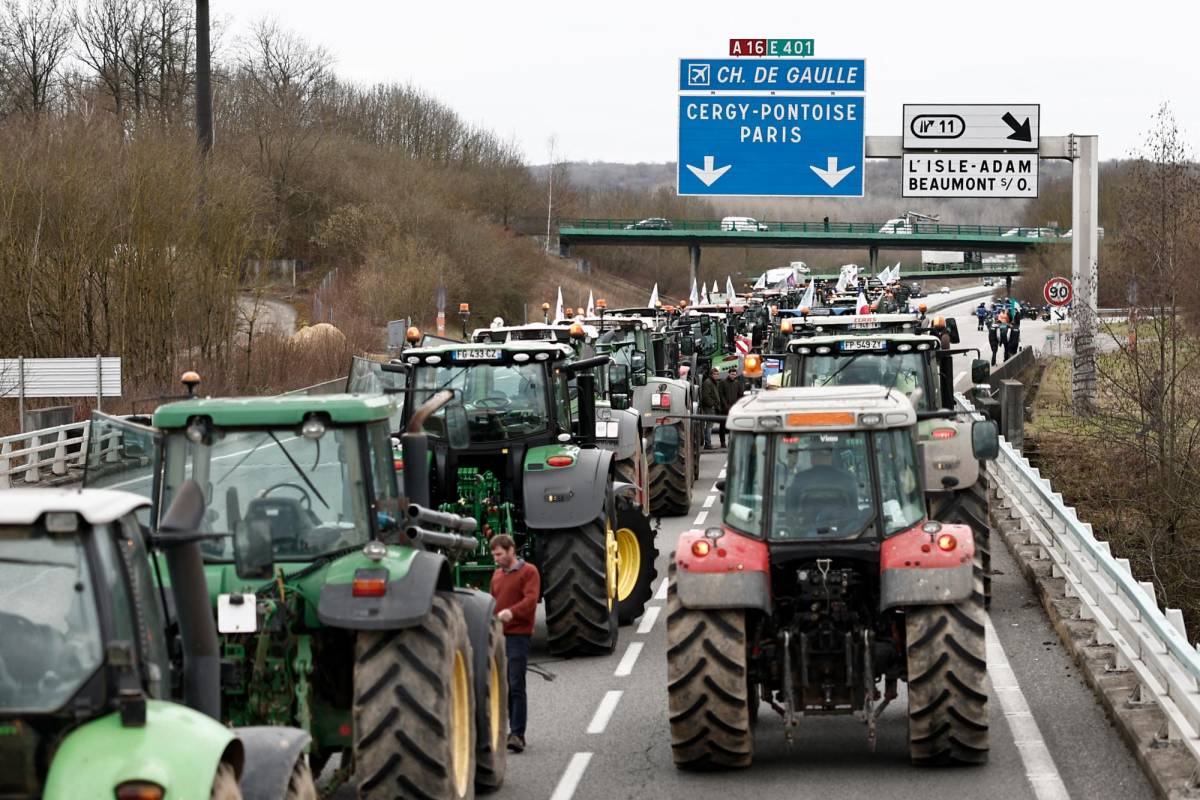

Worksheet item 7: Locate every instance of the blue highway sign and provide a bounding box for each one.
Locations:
[678,95,865,197]
[680,59,865,92]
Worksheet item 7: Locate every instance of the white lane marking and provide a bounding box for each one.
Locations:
[692,510,709,526]
[654,576,670,601]
[549,752,593,800]
[718,468,726,479]
[586,690,623,734]
[985,618,1070,800]
[702,494,716,508]
[614,642,643,677]
[637,605,661,634]
[955,371,966,385]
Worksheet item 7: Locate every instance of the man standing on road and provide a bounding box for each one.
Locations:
[700,367,722,449]
[975,303,988,331]
[987,317,1000,366]
[719,368,741,447]
[490,534,540,754]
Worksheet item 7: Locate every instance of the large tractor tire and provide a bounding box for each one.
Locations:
[210,763,242,800]
[649,422,692,517]
[353,593,477,799]
[615,507,659,626]
[542,519,619,656]
[905,572,989,766]
[284,759,317,800]
[666,560,753,769]
[474,619,508,793]
[930,479,992,608]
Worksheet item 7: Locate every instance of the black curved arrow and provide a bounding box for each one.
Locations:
[1002,112,1032,142]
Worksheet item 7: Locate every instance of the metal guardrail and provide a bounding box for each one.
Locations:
[958,393,1200,764]
[558,217,1068,240]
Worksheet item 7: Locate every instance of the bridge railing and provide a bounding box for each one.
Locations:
[958,393,1200,765]
[0,420,91,488]
[557,218,1067,239]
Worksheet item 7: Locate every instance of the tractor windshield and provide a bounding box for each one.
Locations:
[160,424,385,563]
[412,362,550,443]
[800,351,934,410]
[0,527,103,712]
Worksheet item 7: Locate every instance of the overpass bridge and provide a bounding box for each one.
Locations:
[558,217,1065,288]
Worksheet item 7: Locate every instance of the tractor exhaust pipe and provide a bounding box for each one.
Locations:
[157,479,220,720]
[403,389,455,507]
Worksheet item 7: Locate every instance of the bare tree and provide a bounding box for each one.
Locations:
[73,0,131,119]
[0,0,71,114]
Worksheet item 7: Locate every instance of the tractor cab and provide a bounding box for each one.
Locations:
[781,334,945,411]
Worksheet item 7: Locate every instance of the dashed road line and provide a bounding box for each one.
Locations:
[586,690,623,734]
[692,510,708,526]
[702,494,716,508]
[636,605,661,634]
[614,642,643,677]
[653,576,669,601]
[549,752,593,800]
[984,617,1070,800]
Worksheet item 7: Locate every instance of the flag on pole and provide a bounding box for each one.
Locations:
[700,282,710,304]
[725,275,736,298]
[712,280,719,296]
[586,290,595,317]
[799,279,815,310]
[890,262,901,283]
[648,282,660,308]
[752,272,767,290]
[554,286,564,321]
[857,288,871,314]
[689,278,700,306]
[876,265,891,284]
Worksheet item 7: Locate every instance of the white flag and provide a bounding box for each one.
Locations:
[891,262,902,282]
[876,265,891,284]
[648,282,660,308]
[798,279,815,310]
[689,278,700,306]
[554,286,564,321]
[700,282,710,304]
[753,272,767,290]
[725,275,735,298]
[712,280,719,296]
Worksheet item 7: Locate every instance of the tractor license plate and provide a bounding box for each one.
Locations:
[217,594,258,633]
[850,321,880,330]
[453,349,499,360]
[841,339,887,351]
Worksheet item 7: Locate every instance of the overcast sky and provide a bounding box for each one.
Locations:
[219,0,1200,164]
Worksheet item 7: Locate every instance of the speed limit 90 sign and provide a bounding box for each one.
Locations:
[1044,277,1073,307]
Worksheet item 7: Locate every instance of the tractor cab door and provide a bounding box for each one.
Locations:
[82,412,163,526]
[346,356,406,433]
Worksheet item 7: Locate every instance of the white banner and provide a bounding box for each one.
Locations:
[0,357,122,398]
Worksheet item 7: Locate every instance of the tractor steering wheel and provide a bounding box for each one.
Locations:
[474,396,512,410]
[262,482,313,510]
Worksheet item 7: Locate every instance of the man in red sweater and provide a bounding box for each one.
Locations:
[489,534,540,753]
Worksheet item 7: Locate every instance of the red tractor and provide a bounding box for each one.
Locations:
[664,385,1000,768]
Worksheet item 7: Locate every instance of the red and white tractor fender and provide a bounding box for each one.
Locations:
[879,522,975,610]
[674,527,771,612]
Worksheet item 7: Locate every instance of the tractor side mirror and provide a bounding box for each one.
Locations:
[233,518,275,581]
[608,363,631,397]
[652,424,680,465]
[971,358,991,385]
[630,351,648,387]
[945,317,960,344]
[680,336,695,356]
[611,393,631,411]
[971,419,1000,460]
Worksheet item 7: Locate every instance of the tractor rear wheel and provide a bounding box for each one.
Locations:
[210,762,242,800]
[474,618,507,793]
[905,573,989,765]
[666,560,753,769]
[929,480,991,608]
[542,519,619,656]
[615,508,658,626]
[354,593,477,799]
[284,758,317,800]
[649,423,691,516]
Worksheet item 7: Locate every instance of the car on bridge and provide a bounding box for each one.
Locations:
[721,216,768,232]
[1002,226,1062,239]
[624,217,672,230]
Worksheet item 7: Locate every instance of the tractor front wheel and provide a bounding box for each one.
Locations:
[354,593,477,799]
[542,519,619,656]
[905,573,989,765]
[666,560,753,769]
[615,508,658,626]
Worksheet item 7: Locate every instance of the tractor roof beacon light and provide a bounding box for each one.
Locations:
[459,303,471,338]
[569,322,586,340]
[542,302,551,323]
[181,371,201,398]
[742,354,763,379]
[405,325,422,344]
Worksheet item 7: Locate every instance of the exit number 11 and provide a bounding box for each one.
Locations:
[728,39,814,57]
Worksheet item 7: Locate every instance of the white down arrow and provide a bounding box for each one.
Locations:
[810,156,855,188]
[686,156,732,187]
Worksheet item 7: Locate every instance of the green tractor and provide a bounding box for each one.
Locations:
[0,487,315,799]
[592,316,698,516]
[85,391,508,799]
[390,338,659,650]
[774,315,996,605]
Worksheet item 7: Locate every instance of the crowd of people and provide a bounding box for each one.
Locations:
[700,366,741,448]
[975,302,1023,365]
